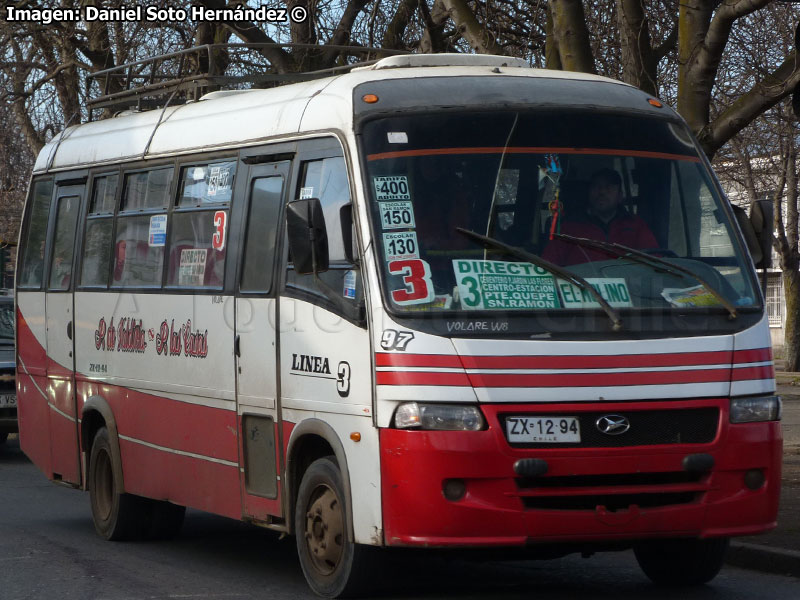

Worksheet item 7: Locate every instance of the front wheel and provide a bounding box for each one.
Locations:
[634,538,729,586]
[295,457,373,598]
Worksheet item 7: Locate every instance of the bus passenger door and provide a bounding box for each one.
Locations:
[235,161,290,521]
[44,182,84,485]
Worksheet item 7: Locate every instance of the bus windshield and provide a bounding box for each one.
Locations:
[361,111,758,315]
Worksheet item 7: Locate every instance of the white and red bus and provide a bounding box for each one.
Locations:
[16,53,781,597]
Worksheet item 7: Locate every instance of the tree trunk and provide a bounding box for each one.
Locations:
[8,41,44,155]
[383,0,418,50]
[698,52,800,160]
[545,4,561,70]
[676,0,713,135]
[440,0,500,54]
[289,0,319,71]
[420,0,450,53]
[322,0,372,66]
[549,0,595,73]
[196,0,293,73]
[783,145,800,371]
[783,268,800,372]
[616,0,658,96]
[194,22,232,96]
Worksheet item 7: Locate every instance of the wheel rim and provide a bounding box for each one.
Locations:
[304,483,344,575]
[94,449,114,521]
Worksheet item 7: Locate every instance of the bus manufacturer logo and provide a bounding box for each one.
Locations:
[595,415,630,435]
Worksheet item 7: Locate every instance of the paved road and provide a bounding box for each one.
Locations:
[2,435,799,600]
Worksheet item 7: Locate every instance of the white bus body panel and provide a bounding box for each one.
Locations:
[278,298,380,543]
[74,292,236,405]
[16,292,47,373]
[731,314,775,397]
[35,79,332,172]
[235,297,278,411]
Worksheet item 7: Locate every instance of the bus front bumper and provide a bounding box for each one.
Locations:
[379,400,781,548]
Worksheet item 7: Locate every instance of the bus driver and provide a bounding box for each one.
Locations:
[542,168,657,265]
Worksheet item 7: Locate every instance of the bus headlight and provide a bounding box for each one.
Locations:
[393,402,485,431]
[730,395,781,423]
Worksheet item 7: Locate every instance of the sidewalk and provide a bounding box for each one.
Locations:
[726,362,800,578]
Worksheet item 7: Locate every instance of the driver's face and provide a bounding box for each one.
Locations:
[589,179,622,215]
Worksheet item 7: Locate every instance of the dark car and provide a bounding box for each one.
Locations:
[0,294,15,444]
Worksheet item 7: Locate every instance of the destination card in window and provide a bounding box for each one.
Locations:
[453,260,559,310]
[557,278,633,308]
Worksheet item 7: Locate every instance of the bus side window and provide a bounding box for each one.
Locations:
[48,195,81,290]
[166,211,228,288]
[113,166,173,288]
[166,160,235,289]
[81,173,118,288]
[286,157,362,309]
[18,179,54,289]
[241,176,284,293]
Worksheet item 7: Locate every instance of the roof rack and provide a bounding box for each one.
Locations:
[356,54,531,71]
[85,43,409,120]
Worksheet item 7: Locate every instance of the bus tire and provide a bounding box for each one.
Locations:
[295,456,373,598]
[634,537,729,586]
[88,427,145,541]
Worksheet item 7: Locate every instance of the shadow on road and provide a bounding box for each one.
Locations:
[0,434,29,464]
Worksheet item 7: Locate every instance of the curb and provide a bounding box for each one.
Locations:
[727,542,800,578]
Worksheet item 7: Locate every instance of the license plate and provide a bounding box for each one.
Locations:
[0,393,16,408]
[506,416,580,443]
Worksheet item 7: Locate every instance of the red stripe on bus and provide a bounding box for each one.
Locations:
[376,371,472,387]
[367,147,702,163]
[376,348,771,372]
[731,365,774,381]
[375,353,464,368]
[459,351,734,370]
[466,369,733,388]
[378,368,733,388]
[732,348,772,364]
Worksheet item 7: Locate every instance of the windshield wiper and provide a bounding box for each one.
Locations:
[455,228,622,331]
[552,233,737,320]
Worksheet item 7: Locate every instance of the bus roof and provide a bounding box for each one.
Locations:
[34,58,656,173]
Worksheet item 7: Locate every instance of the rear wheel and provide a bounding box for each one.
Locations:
[295,457,373,598]
[634,538,729,586]
[0,432,8,445]
[88,427,146,540]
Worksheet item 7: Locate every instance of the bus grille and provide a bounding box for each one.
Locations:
[514,471,707,511]
[501,407,719,448]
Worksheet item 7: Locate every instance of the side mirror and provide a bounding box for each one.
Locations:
[286,198,329,275]
[749,199,773,269]
[339,202,357,264]
[731,204,763,267]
